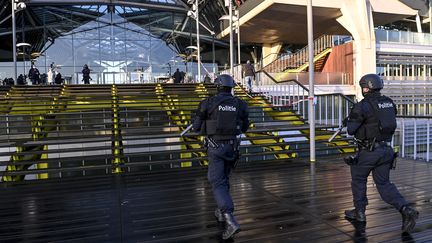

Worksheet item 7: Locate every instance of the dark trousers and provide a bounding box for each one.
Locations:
[83,77,90,84]
[207,142,236,214]
[350,145,407,211]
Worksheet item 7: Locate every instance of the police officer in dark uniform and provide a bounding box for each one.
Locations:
[192,74,249,240]
[344,74,419,233]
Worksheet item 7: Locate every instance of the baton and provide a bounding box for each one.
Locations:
[328,126,344,142]
[180,124,193,136]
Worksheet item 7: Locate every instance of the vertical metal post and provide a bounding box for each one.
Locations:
[427,119,430,162]
[429,0,432,34]
[124,6,128,83]
[307,0,315,162]
[72,33,76,84]
[43,12,47,74]
[229,0,234,74]
[212,35,215,74]
[236,9,241,65]
[195,0,201,82]
[12,0,17,84]
[413,120,417,160]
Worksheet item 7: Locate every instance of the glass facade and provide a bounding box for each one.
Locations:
[1,6,216,84]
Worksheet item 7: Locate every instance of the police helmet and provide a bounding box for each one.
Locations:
[214,74,235,88]
[359,74,383,90]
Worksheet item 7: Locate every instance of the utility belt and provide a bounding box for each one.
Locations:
[204,137,239,149]
[356,138,391,151]
[204,136,241,168]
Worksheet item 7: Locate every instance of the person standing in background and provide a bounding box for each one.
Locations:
[242,60,255,92]
[82,64,91,84]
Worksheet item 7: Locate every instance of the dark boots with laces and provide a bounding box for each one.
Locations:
[400,205,419,233]
[344,208,366,222]
[222,212,241,240]
[214,209,241,240]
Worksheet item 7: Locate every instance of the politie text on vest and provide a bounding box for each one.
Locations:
[378,102,394,109]
[219,105,237,112]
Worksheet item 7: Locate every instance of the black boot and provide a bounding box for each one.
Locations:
[214,208,224,223]
[400,205,419,233]
[345,208,366,222]
[222,212,241,240]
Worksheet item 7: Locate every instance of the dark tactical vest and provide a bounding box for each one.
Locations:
[205,96,241,136]
[356,95,397,142]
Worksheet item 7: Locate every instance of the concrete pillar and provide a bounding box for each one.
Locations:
[262,42,283,67]
[416,13,422,33]
[337,0,376,100]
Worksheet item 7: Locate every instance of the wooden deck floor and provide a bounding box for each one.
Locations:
[1,156,431,243]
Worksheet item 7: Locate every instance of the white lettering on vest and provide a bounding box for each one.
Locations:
[378,102,393,109]
[219,105,236,111]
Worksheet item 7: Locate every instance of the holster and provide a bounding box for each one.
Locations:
[232,137,241,169]
[391,151,398,170]
[204,137,219,149]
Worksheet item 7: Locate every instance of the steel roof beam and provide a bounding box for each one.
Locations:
[27,0,188,13]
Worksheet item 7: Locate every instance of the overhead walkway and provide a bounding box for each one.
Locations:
[0,84,354,181]
[0,156,430,242]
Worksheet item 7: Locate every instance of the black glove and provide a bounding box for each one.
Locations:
[342,117,349,127]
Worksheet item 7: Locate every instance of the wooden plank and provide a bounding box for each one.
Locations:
[0,156,430,242]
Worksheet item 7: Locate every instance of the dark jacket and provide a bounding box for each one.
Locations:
[243,63,255,78]
[346,92,396,142]
[173,71,183,83]
[193,92,249,138]
[82,67,90,78]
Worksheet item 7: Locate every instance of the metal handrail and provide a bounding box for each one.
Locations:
[262,35,334,73]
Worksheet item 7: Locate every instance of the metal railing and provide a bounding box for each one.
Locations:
[249,74,432,163]
[252,71,355,122]
[394,117,431,162]
[0,84,354,181]
[381,78,432,116]
[260,35,351,73]
[376,29,432,46]
[262,72,351,85]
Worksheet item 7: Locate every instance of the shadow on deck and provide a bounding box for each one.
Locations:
[1,155,431,242]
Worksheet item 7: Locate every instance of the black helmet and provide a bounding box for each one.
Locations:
[359,74,383,90]
[215,74,235,88]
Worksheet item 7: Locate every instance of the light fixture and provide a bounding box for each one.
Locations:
[16,42,31,48]
[185,45,198,50]
[15,2,26,11]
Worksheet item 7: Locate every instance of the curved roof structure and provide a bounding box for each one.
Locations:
[0,0,230,62]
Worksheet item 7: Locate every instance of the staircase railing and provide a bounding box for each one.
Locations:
[245,72,432,162]
[254,71,355,123]
[264,35,333,72]
[0,84,355,181]
[261,35,351,73]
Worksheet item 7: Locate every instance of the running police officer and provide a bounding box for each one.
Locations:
[344,74,418,233]
[192,74,249,240]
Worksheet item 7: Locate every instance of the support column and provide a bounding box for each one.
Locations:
[337,0,376,100]
[430,0,432,33]
[416,13,423,33]
[262,42,283,67]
